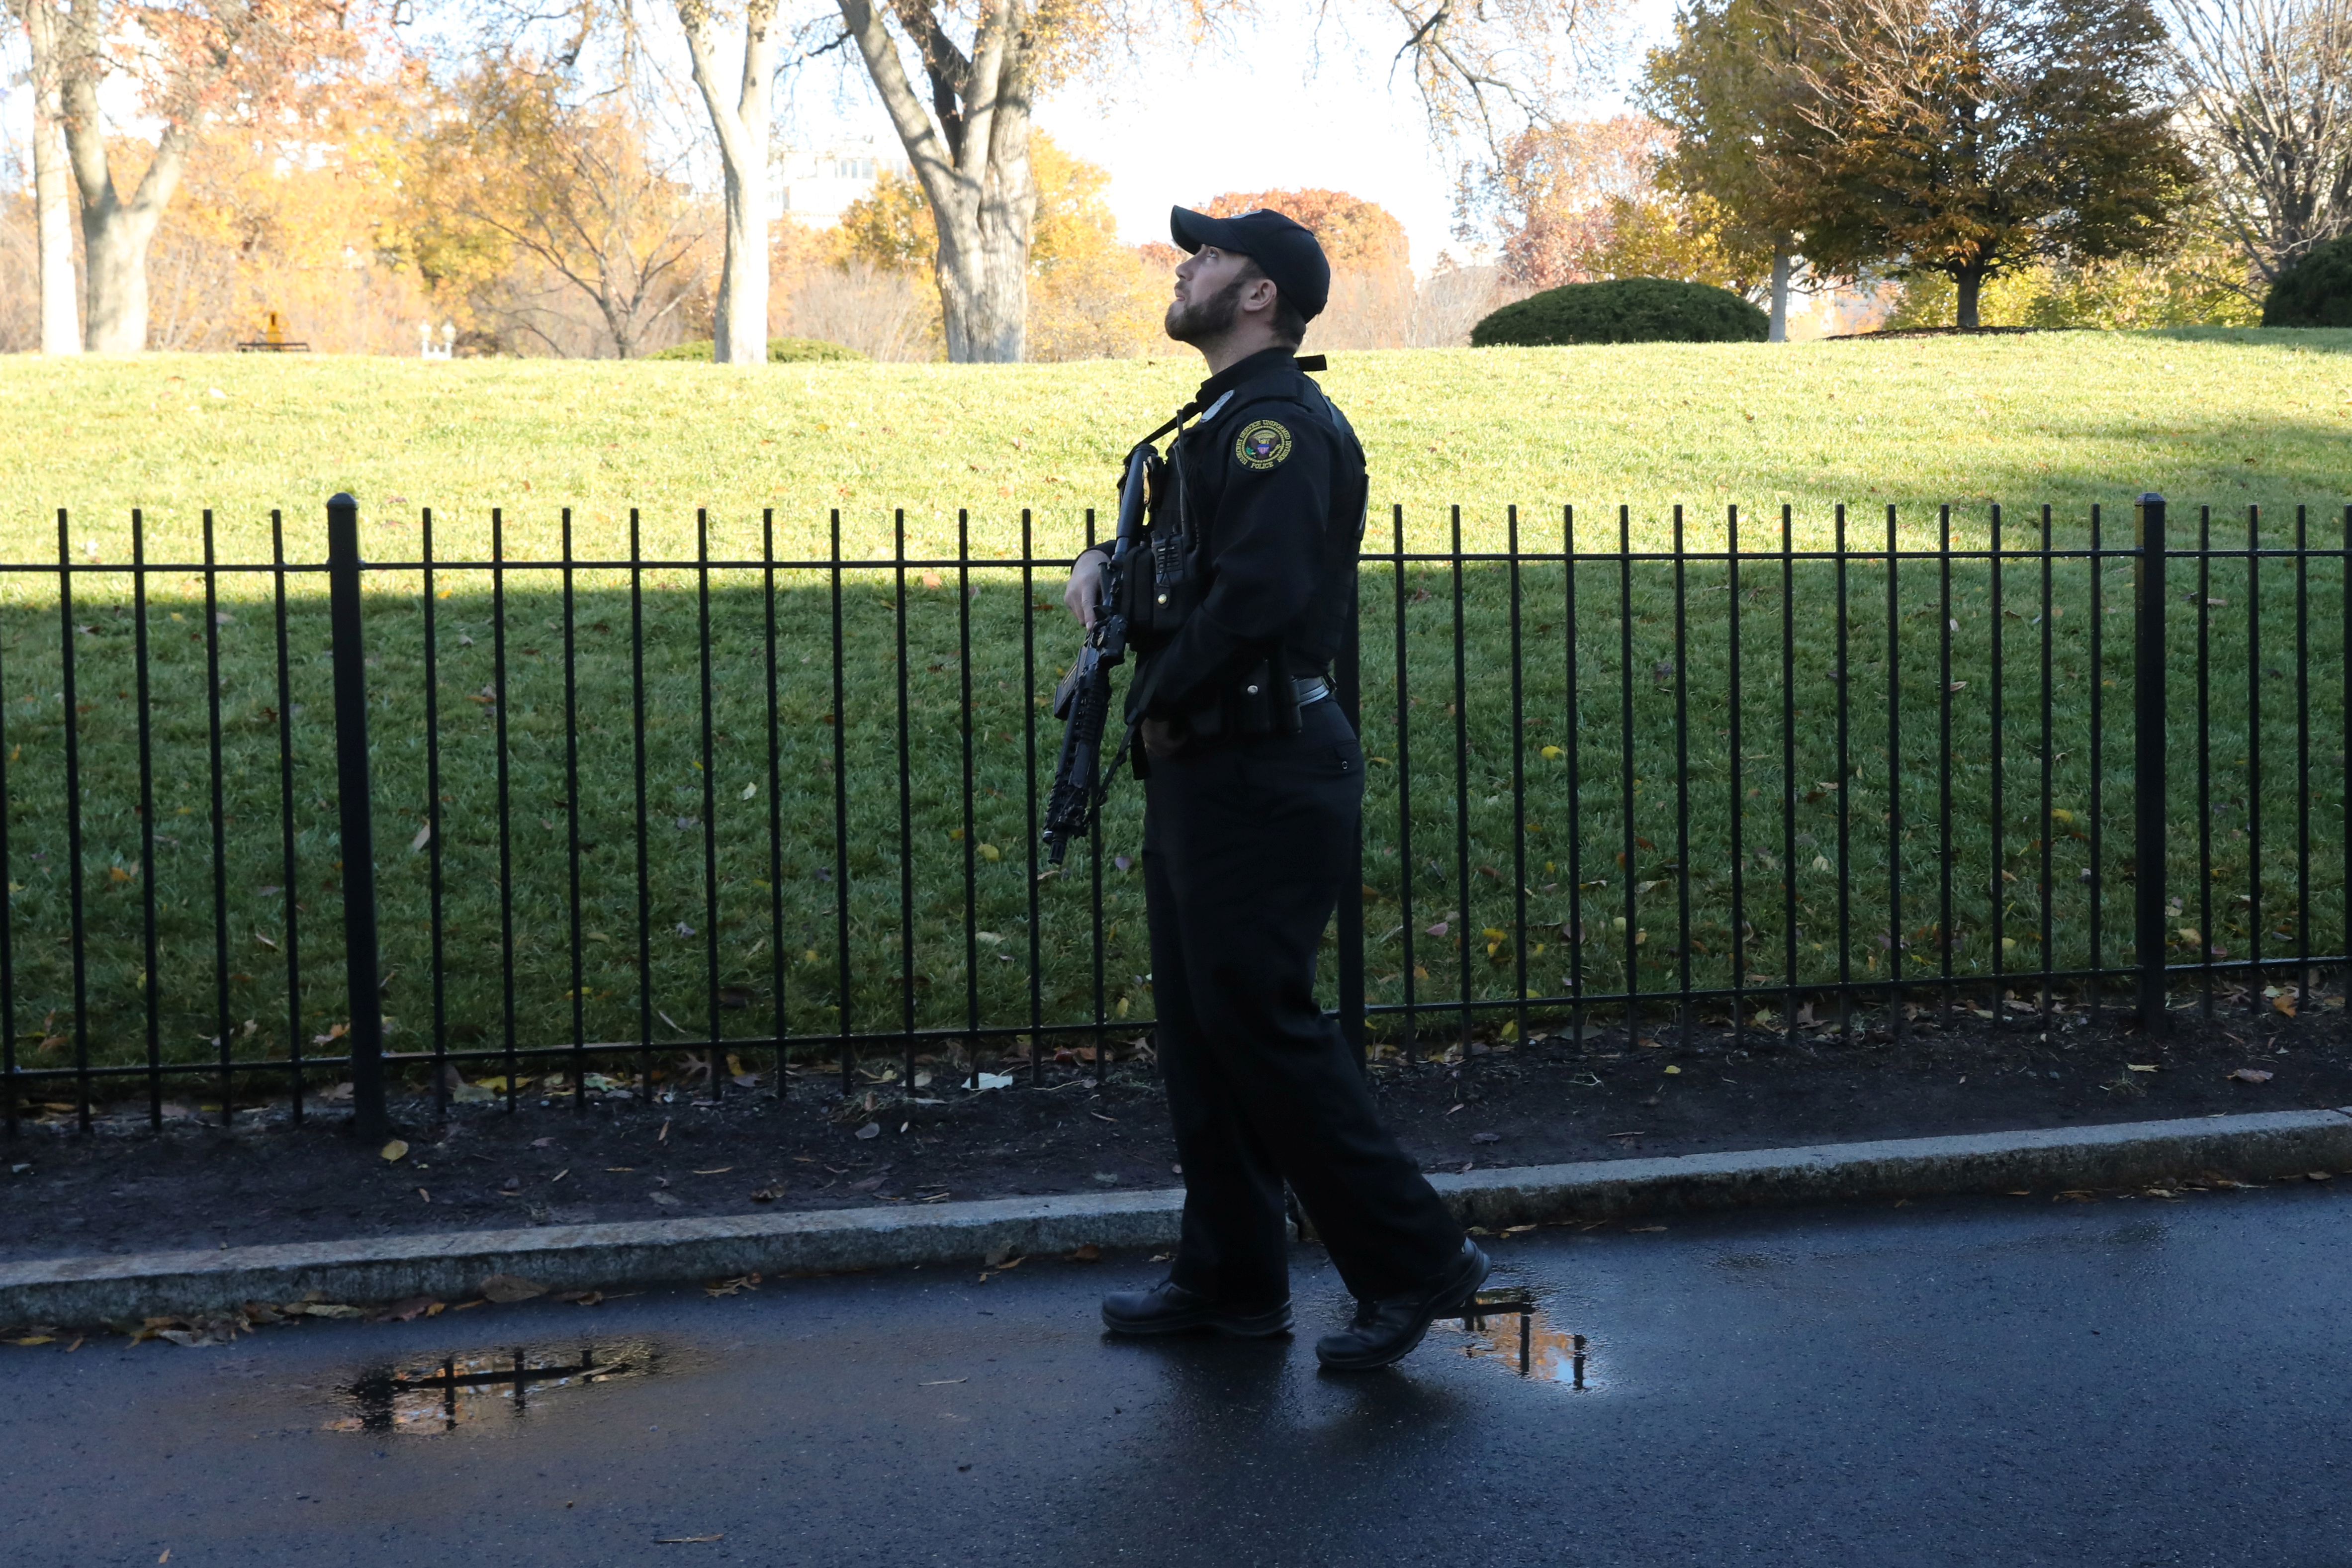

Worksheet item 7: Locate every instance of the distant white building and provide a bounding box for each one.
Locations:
[771,141,910,228]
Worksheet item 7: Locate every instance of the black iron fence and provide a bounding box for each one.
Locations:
[2,494,2344,1140]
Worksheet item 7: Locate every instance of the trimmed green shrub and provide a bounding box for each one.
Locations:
[2261,236,2352,327]
[1471,277,1768,346]
[645,336,869,363]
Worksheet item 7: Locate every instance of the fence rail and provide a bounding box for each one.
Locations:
[3,494,2345,1142]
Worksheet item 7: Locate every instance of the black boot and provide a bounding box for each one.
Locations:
[1313,1240,1491,1372]
[1101,1280,1293,1337]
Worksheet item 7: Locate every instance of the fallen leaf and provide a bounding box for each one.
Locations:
[379,1139,409,1162]
[855,1121,881,1139]
[651,1190,684,1206]
[478,1273,548,1303]
[378,1296,439,1322]
[1065,1243,1102,1263]
[2229,1068,2275,1084]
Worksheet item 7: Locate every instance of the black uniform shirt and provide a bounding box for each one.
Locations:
[1130,347,1368,723]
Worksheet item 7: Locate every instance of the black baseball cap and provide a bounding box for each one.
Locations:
[1169,206,1331,320]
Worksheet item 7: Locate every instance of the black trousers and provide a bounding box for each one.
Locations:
[1142,699,1462,1305]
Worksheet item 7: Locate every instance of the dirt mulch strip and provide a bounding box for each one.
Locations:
[5,998,2347,1267]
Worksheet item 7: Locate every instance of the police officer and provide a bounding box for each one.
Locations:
[1063,206,1488,1372]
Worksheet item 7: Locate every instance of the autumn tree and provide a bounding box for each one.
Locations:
[1468,116,1674,287]
[1200,188,1412,271]
[143,80,435,352]
[1640,0,1827,337]
[5,0,372,352]
[1767,0,2194,328]
[834,130,1166,359]
[398,57,712,358]
[2169,0,2352,284]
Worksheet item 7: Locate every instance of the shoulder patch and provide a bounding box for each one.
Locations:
[1233,418,1292,470]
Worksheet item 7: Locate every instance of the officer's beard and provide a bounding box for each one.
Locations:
[1164,273,1247,345]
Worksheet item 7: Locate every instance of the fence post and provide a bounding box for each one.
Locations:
[2134,492,2169,1034]
[1336,595,1367,1067]
[328,494,388,1140]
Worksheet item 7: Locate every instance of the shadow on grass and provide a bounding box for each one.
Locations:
[0,517,2343,1102]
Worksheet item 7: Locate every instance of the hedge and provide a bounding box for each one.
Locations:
[1471,278,1769,346]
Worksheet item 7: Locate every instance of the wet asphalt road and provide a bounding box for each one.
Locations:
[6,1184,2351,1568]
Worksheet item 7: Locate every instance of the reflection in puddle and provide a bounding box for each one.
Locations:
[326,1338,672,1435]
[1431,1299,1590,1386]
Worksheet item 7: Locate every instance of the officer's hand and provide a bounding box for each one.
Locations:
[1141,718,1187,759]
[1063,548,1106,630]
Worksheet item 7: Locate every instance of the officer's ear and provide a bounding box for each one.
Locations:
[1237,270,1280,322]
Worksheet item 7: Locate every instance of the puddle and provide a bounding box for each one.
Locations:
[325,1337,682,1435]
[1429,1299,1592,1387]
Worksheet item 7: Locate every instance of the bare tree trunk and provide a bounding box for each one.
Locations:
[837,0,1035,363]
[680,0,781,366]
[1955,268,1983,329]
[1768,242,1793,341]
[931,81,1031,361]
[11,0,82,353]
[59,44,192,354]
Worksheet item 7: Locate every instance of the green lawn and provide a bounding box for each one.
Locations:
[2,326,2349,562]
[0,330,2345,1100]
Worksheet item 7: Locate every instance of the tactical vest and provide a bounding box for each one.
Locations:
[1122,366,1369,740]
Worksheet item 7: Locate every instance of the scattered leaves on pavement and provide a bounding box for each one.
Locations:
[478,1273,548,1304]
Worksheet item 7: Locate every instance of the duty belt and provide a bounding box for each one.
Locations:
[1239,674,1333,705]
[1295,675,1333,707]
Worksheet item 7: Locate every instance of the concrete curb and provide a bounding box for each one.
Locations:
[6,1107,2349,1327]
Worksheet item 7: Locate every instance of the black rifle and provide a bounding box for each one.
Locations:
[1043,439,1160,865]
